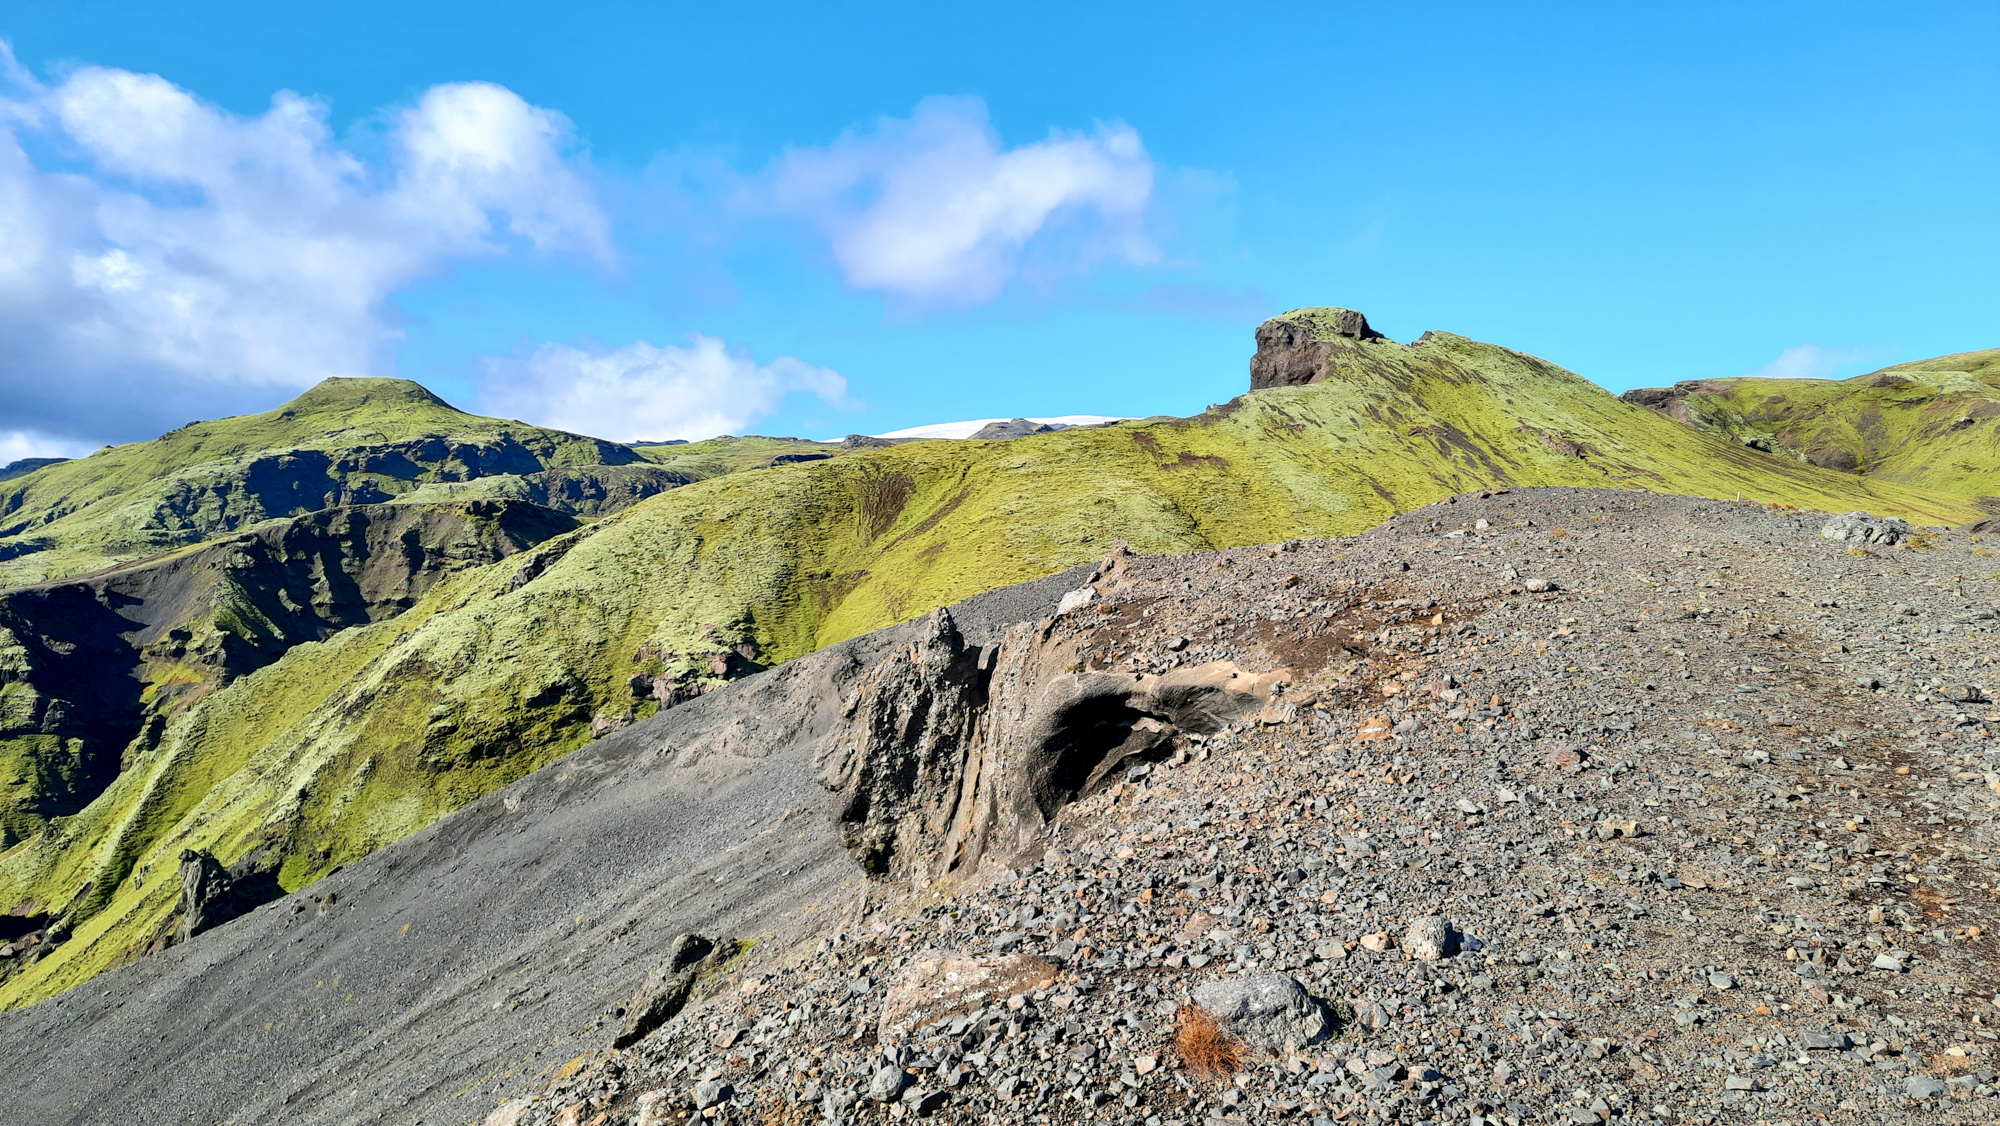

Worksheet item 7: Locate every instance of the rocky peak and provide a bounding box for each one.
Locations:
[1249,307,1392,390]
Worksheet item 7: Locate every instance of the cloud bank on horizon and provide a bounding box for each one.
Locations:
[0,47,1165,457]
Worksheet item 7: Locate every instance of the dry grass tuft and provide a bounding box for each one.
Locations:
[1174,1004,1242,1078]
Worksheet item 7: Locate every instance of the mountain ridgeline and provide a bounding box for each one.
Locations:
[0,378,679,588]
[0,308,1991,1012]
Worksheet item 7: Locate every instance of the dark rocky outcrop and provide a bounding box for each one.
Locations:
[815,567,1287,880]
[173,849,281,943]
[502,465,694,515]
[611,933,721,1049]
[1249,307,1390,390]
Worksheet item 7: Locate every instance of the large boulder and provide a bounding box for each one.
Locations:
[1820,512,1910,546]
[1191,973,1329,1054]
[174,848,280,942]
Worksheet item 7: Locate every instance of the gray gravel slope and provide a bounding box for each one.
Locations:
[0,567,1089,1126]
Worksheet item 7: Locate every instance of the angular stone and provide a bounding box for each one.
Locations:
[633,1090,673,1126]
[692,1079,732,1110]
[612,934,718,1049]
[1191,974,1329,1053]
[879,951,1059,1039]
[1400,916,1450,961]
[1904,1075,1947,1099]
[481,1099,533,1126]
[868,1065,909,1102]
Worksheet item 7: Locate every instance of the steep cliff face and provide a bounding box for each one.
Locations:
[0,500,576,847]
[1619,348,2000,500]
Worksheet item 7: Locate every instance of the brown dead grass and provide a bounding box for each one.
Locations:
[1174,1004,1242,1078]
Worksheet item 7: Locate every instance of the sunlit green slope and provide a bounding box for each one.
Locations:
[1622,348,2000,501]
[2,312,1983,1008]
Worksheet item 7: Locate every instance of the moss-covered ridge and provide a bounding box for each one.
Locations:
[1,316,1985,1008]
[1621,347,2000,502]
[0,378,645,587]
[0,500,579,850]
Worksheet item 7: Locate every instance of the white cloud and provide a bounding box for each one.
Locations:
[0,429,93,466]
[474,335,854,443]
[0,44,608,445]
[765,96,1156,306]
[1745,344,1868,381]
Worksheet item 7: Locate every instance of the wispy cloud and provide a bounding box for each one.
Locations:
[763,96,1157,306]
[473,335,854,443]
[0,43,608,445]
[1744,343,1870,380]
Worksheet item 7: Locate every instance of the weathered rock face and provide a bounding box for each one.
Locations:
[1249,307,1389,390]
[816,609,988,875]
[815,584,1291,879]
[174,848,280,943]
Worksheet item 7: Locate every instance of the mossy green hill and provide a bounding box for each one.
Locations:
[0,378,671,587]
[1,310,1988,1008]
[1622,348,2000,503]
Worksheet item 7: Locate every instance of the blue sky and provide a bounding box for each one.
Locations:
[1,1,1995,456]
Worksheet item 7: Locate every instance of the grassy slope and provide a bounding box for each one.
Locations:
[1635,348,2000,500]
[2,318,1983,1007]
[0,378,634,587]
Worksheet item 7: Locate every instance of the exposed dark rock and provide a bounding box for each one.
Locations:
[504,465,694,516]
[968,419,1069,440]
[0,500,578,845]
[174,848,280,942]
[816,600,1283,879]
[611,934,719,1049]
[1249,307,1390,390]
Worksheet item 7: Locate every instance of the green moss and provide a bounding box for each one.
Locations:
[0,378,636,587]
[1634,348,2000,501]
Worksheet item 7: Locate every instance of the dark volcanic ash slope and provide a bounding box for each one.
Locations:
[0,566,1094,1126]
[7,489,2000,1126]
